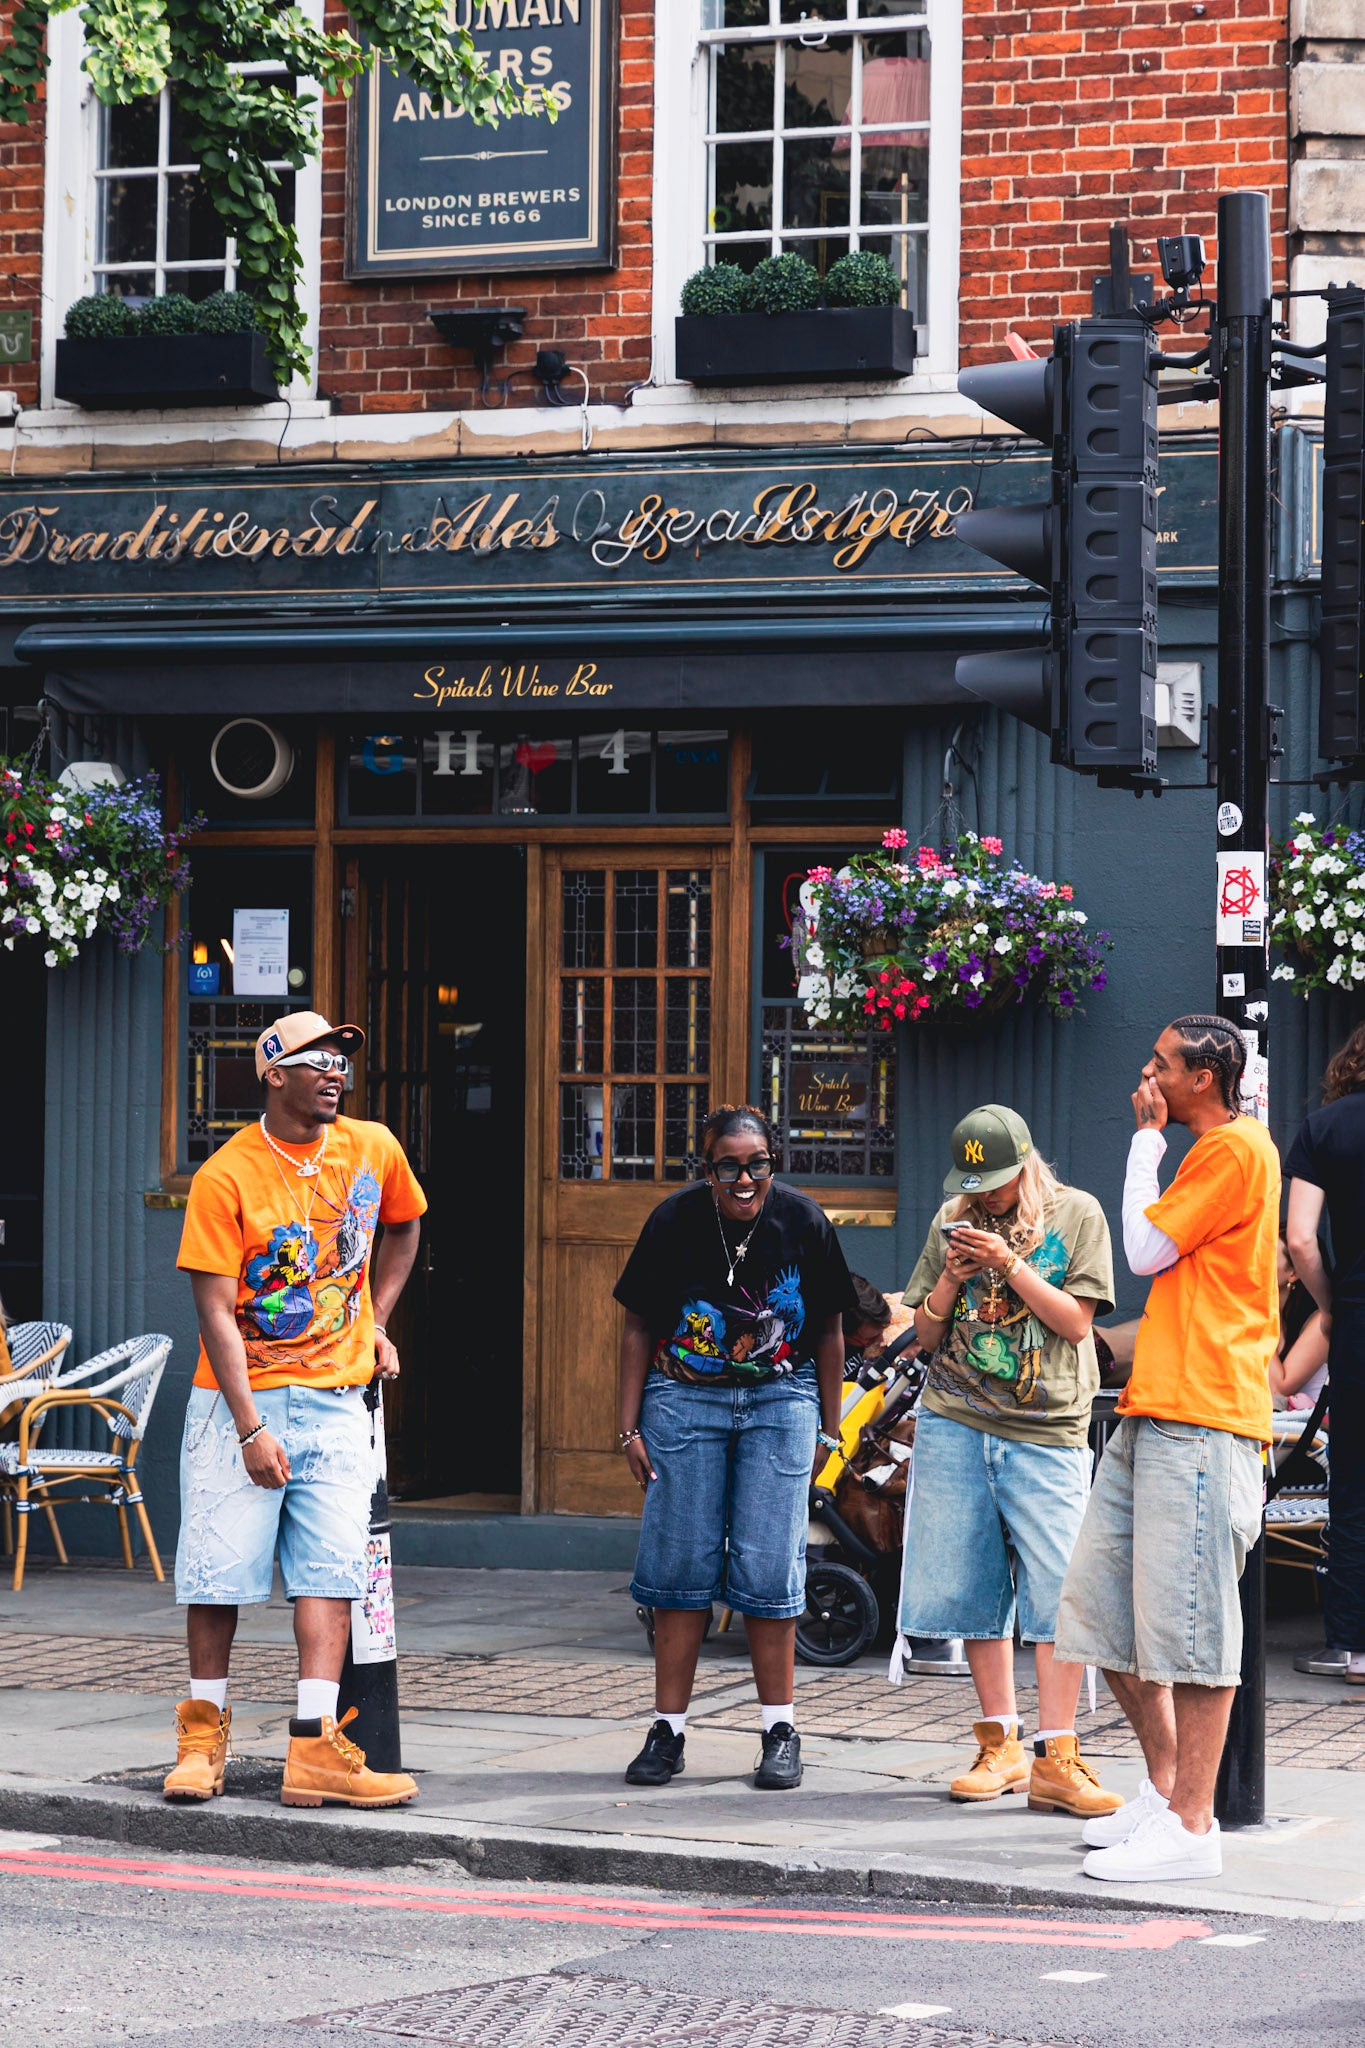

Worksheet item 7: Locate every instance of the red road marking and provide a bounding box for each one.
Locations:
[0,1846,1210,1951]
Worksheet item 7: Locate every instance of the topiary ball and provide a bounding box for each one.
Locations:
[137,293,202,336]
[745,252,822,317]
[824,250,903,309]
[63,294,137,341]
[679,263,753,318]
[196,290,262,336]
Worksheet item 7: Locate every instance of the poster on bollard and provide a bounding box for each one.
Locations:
[1215,851,1268,949]
[351,1529,397,1665]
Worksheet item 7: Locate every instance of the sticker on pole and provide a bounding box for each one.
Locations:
[1216,852,1267,947]
[1217,802,1243,837]
[351,1530,397,1665]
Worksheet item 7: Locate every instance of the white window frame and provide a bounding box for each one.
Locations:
[41,6,322,408]
[651,0,961,395]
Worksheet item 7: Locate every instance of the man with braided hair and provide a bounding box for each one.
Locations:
[1056,1015,1278,1882]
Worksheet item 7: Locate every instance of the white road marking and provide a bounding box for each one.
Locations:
[1198,1933,1268,1947]
[1040,1970,1109,1983]
[0,1832,62,1853]
[878,2004,955,2019]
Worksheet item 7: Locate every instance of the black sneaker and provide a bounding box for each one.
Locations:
[753,1722,802,1790]
[624,1719,686,1786]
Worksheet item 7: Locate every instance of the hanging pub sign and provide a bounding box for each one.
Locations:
[346,0,616,280]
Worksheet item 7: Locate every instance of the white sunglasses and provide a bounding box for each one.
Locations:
[274,1049,353,1083]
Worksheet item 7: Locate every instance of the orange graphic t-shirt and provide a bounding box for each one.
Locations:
[177,1116,428,1392]
[1121,1115,1280,1444]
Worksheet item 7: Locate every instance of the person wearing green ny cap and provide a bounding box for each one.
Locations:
[895,1105,1121,1821]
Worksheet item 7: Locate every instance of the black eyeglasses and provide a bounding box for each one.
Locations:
[708,1155,774,1184]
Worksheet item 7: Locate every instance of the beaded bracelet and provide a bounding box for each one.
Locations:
[237,1421,267,1449]
[618,1427,642,1452]
[816,1429,840,1452]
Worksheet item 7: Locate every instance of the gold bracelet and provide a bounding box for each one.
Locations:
[1002,1252,1022,1279]
[920,1298,951,1324]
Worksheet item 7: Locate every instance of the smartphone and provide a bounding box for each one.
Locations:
[940,1221,967,1239]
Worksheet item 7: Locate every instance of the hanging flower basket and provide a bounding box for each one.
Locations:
[0,760,201,967]
[1270,811,1365,995]
[791,831,1113,1034]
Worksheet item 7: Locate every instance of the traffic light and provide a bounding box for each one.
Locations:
[953,318,1161,779]
[1320,285,1365,763]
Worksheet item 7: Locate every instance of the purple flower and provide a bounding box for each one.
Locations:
[1058,990,1076,1008]
[1091,970,1107,989]
[1026,944,1046,965]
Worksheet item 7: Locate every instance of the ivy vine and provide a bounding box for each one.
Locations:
[0,0,554,386]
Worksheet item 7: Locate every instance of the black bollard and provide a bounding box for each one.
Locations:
[338,1378,403,1772]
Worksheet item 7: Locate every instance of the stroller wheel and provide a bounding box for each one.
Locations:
[796,1561,879,1667]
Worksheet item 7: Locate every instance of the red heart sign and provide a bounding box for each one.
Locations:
[514,741,559,774]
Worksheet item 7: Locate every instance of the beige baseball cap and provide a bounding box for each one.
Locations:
[254,1011,365,1081]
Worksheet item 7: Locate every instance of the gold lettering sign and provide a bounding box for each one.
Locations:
[790,1063,869,1123]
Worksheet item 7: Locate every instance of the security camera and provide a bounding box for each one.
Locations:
[1157,235,1205,292]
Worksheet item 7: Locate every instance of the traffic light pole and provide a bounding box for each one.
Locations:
[1211,189,1272,1832]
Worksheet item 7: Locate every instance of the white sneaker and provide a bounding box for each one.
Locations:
[1083,1808,1222,1883]
[1080,1775,1170,1849]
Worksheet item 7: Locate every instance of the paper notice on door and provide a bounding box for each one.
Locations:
[232,907,289,997]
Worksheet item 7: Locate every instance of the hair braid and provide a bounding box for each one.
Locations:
[1169,1014,1247,1112]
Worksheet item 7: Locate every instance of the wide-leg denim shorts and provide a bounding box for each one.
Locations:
[629,1365,819,1620]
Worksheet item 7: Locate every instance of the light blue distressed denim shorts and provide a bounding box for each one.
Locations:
[899,1407,1092,1644]
[175,1383,373,1606]
[629,1365,819,1620]
[1055,1415,1265,1687]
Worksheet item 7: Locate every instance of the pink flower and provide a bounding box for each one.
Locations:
[1039,882,1057,898]
[45,822,61,840]
[1058,884,1074,900]
[882,828,909,850]
[981,835,1003,856]
[808,864,833,884]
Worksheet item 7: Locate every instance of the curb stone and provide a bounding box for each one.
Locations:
[0,1776,1352,1921]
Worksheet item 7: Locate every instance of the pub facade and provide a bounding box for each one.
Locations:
[0,3,1328,1562]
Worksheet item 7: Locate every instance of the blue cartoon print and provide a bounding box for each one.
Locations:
[243,1224,318,1340]
[658,1269,809,1385]
[239,1150,390,1372]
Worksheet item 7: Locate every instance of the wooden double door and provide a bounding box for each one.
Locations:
[342,841,744,1516]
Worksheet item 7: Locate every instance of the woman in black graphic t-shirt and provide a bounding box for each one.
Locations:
[612,1106,855,1793]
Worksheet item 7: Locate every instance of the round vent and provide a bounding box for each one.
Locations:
[209,720,294,800]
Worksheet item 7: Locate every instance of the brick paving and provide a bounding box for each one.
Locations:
[3,1630,1365,1769]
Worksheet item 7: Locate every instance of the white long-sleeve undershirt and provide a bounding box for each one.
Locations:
[1124,1128,1181,1276]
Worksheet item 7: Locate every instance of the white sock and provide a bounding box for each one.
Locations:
[1349,1654,1365,1677]
[1034,1726,1074,1745]
[988,1714,1020,1735]
[658,1711,686,1737]
[761,1702,794,1732]
[188,1677,228,1711]
[296,1678,340,1724]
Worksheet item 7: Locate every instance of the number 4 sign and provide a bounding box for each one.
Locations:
[1215,851,1268,948]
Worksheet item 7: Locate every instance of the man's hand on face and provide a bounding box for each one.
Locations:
[1132,1075,1168,1133]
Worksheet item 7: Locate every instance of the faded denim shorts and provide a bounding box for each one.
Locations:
[1055,1415,1265,1688]
[899,1407,1092,1644]
[175,1383,373,1607]
[629,1365,819,1621]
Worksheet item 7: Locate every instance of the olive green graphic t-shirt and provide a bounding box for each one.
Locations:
[902,1186,1114,1448]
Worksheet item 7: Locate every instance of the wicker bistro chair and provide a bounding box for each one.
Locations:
[0,1333,171,1591]
[0,1321,74,1561]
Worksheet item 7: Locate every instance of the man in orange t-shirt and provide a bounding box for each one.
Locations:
[1057,1015,1278,1886]
[165,1012,427,1810]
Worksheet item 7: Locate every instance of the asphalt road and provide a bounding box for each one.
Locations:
[1,1829,1362,2048]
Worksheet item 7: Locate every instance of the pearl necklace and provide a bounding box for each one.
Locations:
[714,1197,760,1290]
[259,1116,328,1179]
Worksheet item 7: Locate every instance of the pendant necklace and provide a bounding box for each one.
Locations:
[260,1116,328,1179]
[714,1198,760,1290]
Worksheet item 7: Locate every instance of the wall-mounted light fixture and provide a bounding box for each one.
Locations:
[428,307,526,405]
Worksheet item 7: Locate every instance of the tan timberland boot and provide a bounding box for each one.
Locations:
[163,1699,230,1801]
[281,1706,418,1809]
[1027,1735,1124,1818]
[948,1719,1031,1803]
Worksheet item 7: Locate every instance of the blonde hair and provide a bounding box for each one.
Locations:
[947,1146,1063,1253]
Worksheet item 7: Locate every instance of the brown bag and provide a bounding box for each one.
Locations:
[831,1396,917,1556]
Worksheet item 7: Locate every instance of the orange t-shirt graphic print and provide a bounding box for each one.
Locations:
[177,1117,428,1392]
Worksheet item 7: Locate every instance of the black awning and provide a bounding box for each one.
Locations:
[23,608,1047,716]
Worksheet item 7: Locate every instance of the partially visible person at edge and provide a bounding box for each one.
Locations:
[0,1292,10,1378]
[899,1104,1122,1824]
[1284,1020,1365,1685]
[1055,1015,1277,1884]
[1269,1230,1328,1412]
[166,1011,427,1809]
[614,1106,856,1792]
[843,1273,893,1364]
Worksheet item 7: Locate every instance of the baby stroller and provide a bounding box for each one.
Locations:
[797,1328,968,1671]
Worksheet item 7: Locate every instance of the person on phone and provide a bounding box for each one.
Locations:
[166,1012,426,1809]
[1055,1016,1277,1883]
[614,1105,856,1793]
[899,1105,1121,1821]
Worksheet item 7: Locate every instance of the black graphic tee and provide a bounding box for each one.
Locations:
[614,1180,858,1387]
[1285,1091,1365,1301]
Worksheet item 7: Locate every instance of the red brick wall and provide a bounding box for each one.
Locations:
[317,0,653,414]
[0,72,44,411]
[959,0,1289,365]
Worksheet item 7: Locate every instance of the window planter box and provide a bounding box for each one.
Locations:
[675,306,916,386]
[54,333,279,410]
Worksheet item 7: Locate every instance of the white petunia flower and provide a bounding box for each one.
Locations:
[1272,964,1296,981]
[994,935,1012,954]
[44,950,56,967]
[1295,908,1316,931]
[1292,833,1315,852]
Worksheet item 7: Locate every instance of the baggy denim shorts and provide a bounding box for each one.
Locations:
[898,1407,1092,1644]
[175,1383,373,1606]
[1055,1415,1265,1688]
[629,1365,819,1620]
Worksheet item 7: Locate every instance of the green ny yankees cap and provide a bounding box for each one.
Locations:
[944,1104,1033,1196]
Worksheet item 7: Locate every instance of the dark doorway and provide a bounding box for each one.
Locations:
[343,849,526,1506]
[0,941,46,1320]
